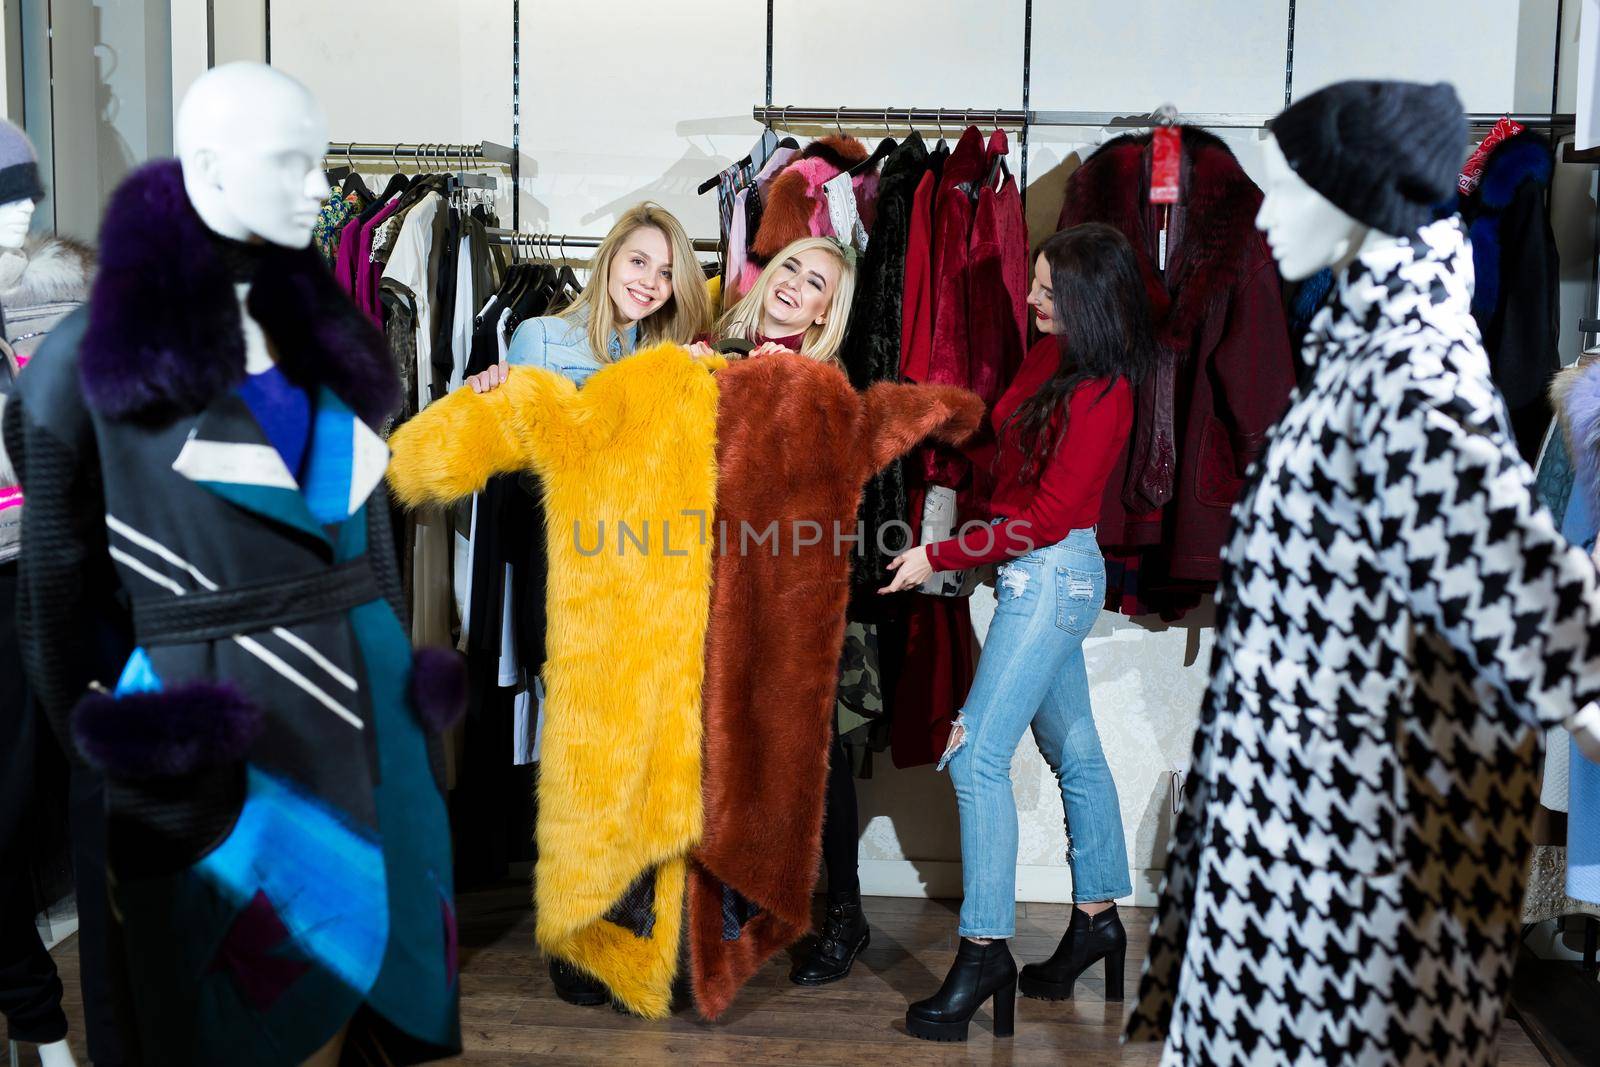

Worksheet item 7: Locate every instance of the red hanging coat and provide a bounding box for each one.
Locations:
[919,127,986,493]
[1058,126,1294,587]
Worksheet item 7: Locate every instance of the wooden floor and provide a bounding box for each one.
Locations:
[31,881,1553,1065]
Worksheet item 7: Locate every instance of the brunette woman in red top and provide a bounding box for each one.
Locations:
[882,224,1150,1042]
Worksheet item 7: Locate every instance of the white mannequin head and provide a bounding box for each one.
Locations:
[0,197,35,250]
[1256,134,1397,282]
[176,62,330,249]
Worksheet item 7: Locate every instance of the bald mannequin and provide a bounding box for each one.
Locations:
[175,63,332,375]
[1254,131,1600,765]
[1255,133,1399,282]
[176,62,331,249]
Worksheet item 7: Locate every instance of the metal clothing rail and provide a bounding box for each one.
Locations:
[756,107,1577,133]
[751,106,1027,130]
[326,141,516,166]
[485,229,721,254]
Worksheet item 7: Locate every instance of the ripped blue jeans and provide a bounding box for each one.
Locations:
[943,526,1131,937]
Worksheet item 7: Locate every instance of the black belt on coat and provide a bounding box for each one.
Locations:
[132,560,380,646]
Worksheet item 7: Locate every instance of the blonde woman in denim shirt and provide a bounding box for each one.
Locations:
[467,202,710,392]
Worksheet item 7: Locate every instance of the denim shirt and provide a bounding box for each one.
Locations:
[506,308,639,387]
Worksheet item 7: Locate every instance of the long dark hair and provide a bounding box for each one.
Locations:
[1002,223,1155,485]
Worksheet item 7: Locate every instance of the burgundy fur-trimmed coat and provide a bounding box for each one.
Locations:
[690,355,983,1020]
[1059,127,1295,585]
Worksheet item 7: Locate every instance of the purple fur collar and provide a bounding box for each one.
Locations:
[79,159,399,427]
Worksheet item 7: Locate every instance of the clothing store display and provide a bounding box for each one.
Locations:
[689,354,983,1020]
[840,135,929,595]
[1268,79,1467,236]
[10,160,461,1066]
[915,127,983,493]
[0,117,43,205]
[823,172,870,252]
[1060,126,1295,616]
[966,129,1029,411]
[0,234,94,565]
[745,136,868,286]
[789,890,869,987]
[942,529,1131,937]
[1127,216,1600,1066]
[387,345,724,1021]
[313,181,365,265]
[1019,903,1127,1002]
[928,341,1132,571]
[905,937,1017,1043]
[903,129,1026,591]
[1457,128,1560,460]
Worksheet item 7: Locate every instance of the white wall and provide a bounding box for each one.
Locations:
[259,0,1588,905]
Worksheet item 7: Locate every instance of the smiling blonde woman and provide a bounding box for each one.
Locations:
[709,236,857,366]
[470,201,711,392]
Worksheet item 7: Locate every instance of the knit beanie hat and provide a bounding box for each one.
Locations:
[1268,80,1466,236]
[0,119,43,206]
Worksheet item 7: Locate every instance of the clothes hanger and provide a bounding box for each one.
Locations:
[983,110,1011,188]
[849,107,899,177]
[555,234,581,297]
[338,145,374,201]
[325,141,354,186]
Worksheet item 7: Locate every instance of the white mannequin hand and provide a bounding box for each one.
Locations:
[1568,703,1600,764]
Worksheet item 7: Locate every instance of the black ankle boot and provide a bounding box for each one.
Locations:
[790,893,870,986]
[905,938,1017,1042]
[549,958,608,1007]
[1019,904,1127,1002]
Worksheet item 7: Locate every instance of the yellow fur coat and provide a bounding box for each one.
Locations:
[386,344,723,1018]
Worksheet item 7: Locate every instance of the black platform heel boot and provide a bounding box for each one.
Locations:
[549,958,609,1007]
[1019,903,1127,1001]
[905,938,1017,1042]
[790,892,870,986]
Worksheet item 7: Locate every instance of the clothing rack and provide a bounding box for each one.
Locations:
[484,228,721,254]
[326,140,516,166]
[753,106,1577,134]
[748,106,1027,130]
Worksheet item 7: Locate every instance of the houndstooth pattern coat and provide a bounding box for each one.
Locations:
[1126,217,1600,1065]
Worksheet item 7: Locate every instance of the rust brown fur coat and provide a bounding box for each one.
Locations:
[690,354,983,1019]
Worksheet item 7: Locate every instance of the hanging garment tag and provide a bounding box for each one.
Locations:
[1158,214,1169,271]
[1150,126,1181,204]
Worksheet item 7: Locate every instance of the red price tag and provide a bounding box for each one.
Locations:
[1150,126,1180,204]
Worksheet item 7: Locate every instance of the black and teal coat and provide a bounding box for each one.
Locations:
[7,160,463,1066]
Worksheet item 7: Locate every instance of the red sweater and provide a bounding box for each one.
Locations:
[927,337,1132,571]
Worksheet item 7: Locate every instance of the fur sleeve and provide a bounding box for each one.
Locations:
[386,367,576,507]
[857,382,986,477]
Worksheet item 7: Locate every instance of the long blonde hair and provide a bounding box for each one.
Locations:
[716,237,857,366]
[559,202,711,364]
